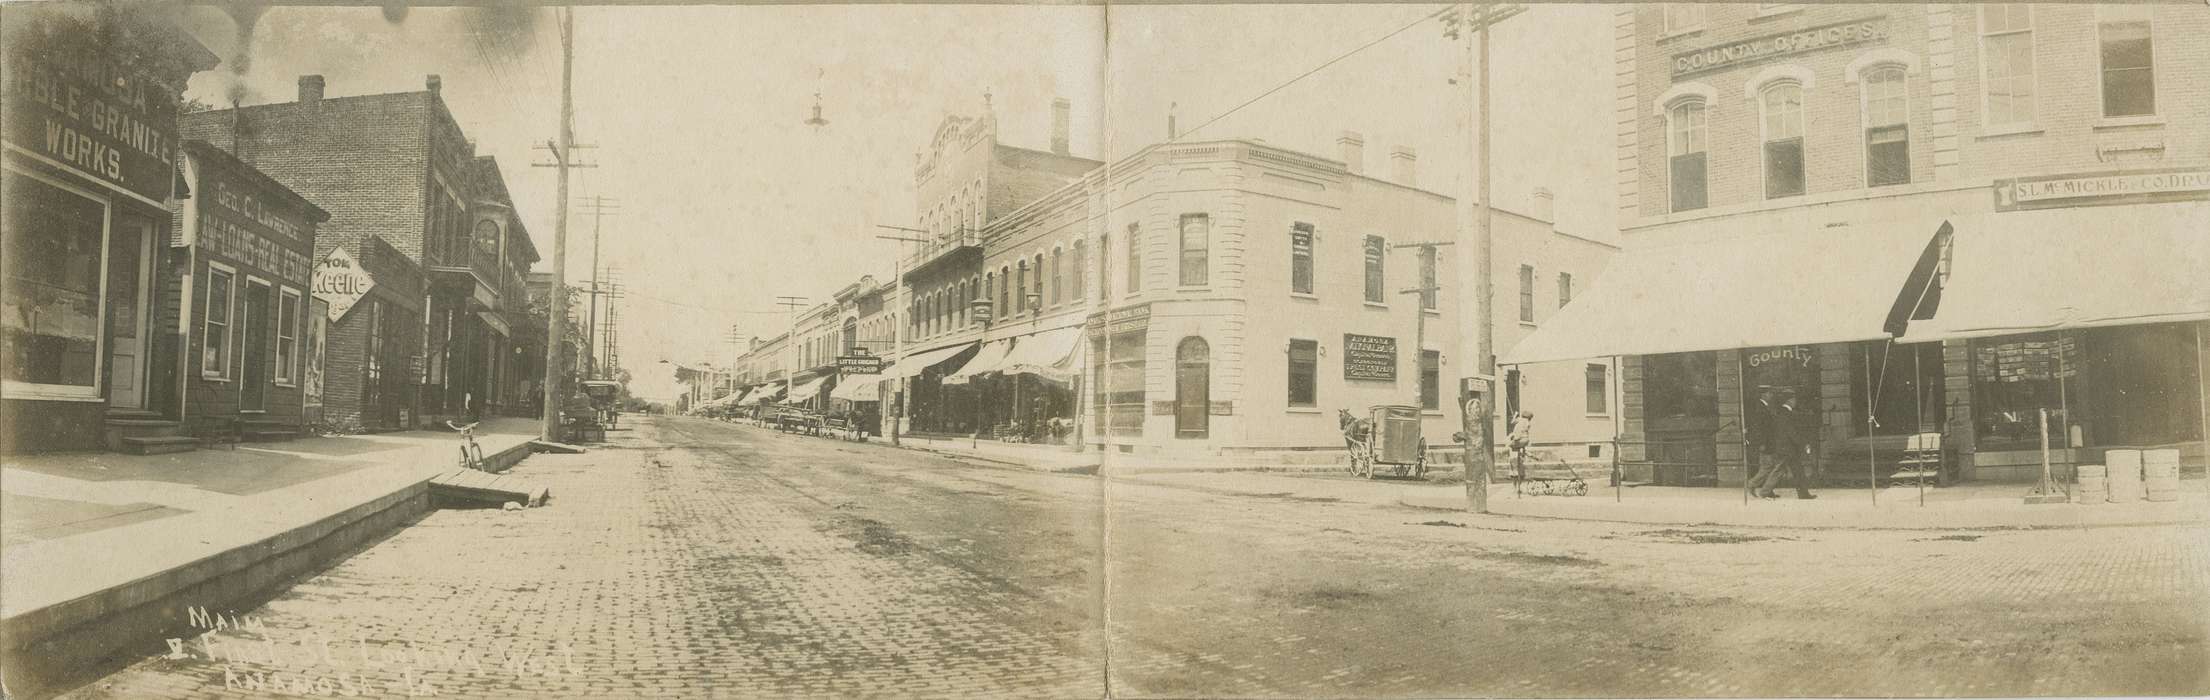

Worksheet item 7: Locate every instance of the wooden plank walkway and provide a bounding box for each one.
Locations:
[429,469,549,508]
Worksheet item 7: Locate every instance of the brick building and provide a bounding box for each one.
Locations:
[1,4,219,453]
[180,74,539,430]
[1511,3,2209,489]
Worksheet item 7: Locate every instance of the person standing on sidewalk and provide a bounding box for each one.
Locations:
[1762,391,1817,500]
[1745,386,1780,498]
[1508,410,1536,481]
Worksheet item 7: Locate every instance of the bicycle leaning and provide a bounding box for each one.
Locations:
[449,420,486,472]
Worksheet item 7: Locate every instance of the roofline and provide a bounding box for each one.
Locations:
[181,140,332,223]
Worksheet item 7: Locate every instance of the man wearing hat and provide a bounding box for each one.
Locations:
[1745,386,1779,498]
[1758,389,1817,499]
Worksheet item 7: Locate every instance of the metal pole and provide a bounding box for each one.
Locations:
[1866,351,1878,504]
[1740,353,1751,506]
[1916,343,1925,506]
[538,7,573,443]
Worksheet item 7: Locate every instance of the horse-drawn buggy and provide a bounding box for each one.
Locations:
[1339,404,1428,479]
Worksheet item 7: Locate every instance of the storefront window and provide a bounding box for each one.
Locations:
[3,171,109,396]
[1095,330,1146,436]
[1287,338,1317,407]
[1981,326,2205,448]
[203,267,236,379]
[1850,341,1944,436]
[1645,351,1718,421]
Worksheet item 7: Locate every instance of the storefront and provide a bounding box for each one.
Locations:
[311,237,425,432]
[1,6,218,451]
[170,141,328,439]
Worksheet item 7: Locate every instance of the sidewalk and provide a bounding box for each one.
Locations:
[1119,470,2210,529]
[0,419,541,696]
[881,433,1100,474]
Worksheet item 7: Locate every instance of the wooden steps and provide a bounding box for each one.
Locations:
[429,469,548,508]
[120,436,201,455]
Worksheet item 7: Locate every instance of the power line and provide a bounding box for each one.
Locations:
[1176,5,1456,141]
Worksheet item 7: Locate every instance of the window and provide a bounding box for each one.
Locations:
[982,273,994,323]
[1420,350,1441,411]
[1558,273,1574,308]
[1761,83,1805,198]
[2098,5,2154,118]
[1863,66,1911,187]
[1852,340,1945,436]
[1517,264,1535,323]
[1071,241,1086,304]
[1179,214,1209,286]
[362,299,384,410]
[999,266,1011,316]
[1645,351,1719,420]
[1095,330,1146,436]
[276,288,301,385]
[1051,248,1063,305]
[1586,363,1609,414]
[1,169,110,396]
[1362,235,1386,304]
[203,265,237,378]
[1290,223,1315,295]
[1418,246,1437,311]
[1175,337,1211,439]
[1097,232,1111,302]
[1287,339,1318,407]
[1034,253,1046,308]
[1015,261,1029,316]
[1979,5,2036,127]
[1662,4,1705,34]
[1125,223,1142,294]
[1667,101,1708,211]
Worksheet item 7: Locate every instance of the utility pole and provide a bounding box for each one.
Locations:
[775,296,807,408]
[530,7,597,442]
[875,224,932,447]
[1395,240,1455,412]
[1446,3,1522,513]
[579,195,620,379]
[600,267,624,378]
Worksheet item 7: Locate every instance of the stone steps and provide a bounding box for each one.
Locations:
[119,436,201,455]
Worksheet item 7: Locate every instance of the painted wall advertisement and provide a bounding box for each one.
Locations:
[1343,333,1398,382]
[1,33,181,204]
[313,248,376,322]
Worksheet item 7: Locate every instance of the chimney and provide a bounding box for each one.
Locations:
[1532,187,1556,223]
[1337,131,1365,174]
[1390,145,1417,187]
[1050,97,1071,156]
[1167,102,1179,140]
[425,74,441,96]
[297,75,324,104]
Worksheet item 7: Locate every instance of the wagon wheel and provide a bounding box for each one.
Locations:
[1413,438,1429,478]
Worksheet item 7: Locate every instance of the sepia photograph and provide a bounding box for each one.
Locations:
[1,0,2205,697]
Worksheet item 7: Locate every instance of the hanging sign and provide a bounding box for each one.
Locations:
[1343,333,1398,381]
[837,354,884,375]
[312,248,376,322]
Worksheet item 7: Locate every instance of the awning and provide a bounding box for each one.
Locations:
[1896,203,2210,343]
[787,375,828,400]
[884,342,978,379]
[476,311,511,337]
[942,339,1015,385]
[830,375,880,402]
[1501,226,1934,365]
[999,326,1085,380]
[741,384,785,406]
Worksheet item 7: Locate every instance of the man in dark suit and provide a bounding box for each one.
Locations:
[1745,386,1778,497]
[1762,391,1817,500]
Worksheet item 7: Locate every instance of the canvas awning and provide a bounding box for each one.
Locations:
[998,326,1085,380]
[787,375,828,401]
[884,342,978,379]
[830,375,880,401]
[741,384,785,406]
[1896,203,2210,343]
[1501,226,1935,365]
[941,339,1015,385]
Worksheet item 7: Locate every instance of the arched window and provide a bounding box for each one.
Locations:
[998,266,1011,316]
[1051,247,1064,305]
[1032,253,1046,308]
[983,272,995,321]
[1072,240,1087,304]
[1862,65,1911,186]
[842,320,856,355]
[1666,100,1708,212]
[1760,82,1805,198]
[1015,260,1029,316]
[1175,337,1211,439]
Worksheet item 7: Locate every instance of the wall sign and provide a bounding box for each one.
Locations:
[837,354,884,375]
[1671,17,1889,79]
[2,39,182,204]
[1086,303,1152,337]
[313,248,377,322]
[1993,168,2210,211]
[1746,346,1813,368]
[1343,333,1398,381]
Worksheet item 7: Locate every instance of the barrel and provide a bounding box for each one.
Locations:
[2076,464,2107,479]
[2105,449,2143,503]
[2143,449,2181,502]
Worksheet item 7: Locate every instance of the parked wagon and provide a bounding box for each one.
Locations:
[1340,404,1427,479]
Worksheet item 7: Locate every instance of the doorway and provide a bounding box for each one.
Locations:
[1175,336,1209,439]
[240,278,272,412]
[105,215,155,410]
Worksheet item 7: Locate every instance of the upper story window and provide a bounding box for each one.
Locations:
[1662,4,1706,35]
[1070,241,1086,304]
[1863,65,1911,187]
[1760,83,1806,199]
[1517,264,1535,323]
[1051,248,1064,306]
[1979,5,2036,127]
[1417,246,1437,311]
[1666,100,1709,212]
[1362,235,1386,304]
[1015,260,1029,315]
[1289,223,1315,296]
[1558,272,1573,308]
[2098,5,2155,118]
[1179,214,1209,287]
[1097,232,1111,302]
[1125,223,1142,294]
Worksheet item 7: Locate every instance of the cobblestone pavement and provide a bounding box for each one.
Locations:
[62,416,2209,698]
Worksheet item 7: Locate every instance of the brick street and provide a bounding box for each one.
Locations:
[64,416,2210,698]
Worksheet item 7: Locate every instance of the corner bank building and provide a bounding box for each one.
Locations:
[1511,3,2209,488]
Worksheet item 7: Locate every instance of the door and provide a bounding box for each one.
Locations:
[105,215,155,409]
[1175,337,1209,439]
[240,279,272,412]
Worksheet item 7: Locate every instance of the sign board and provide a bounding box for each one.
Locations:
[1993,168,2210,211]
[1343,333,1398,381]
[303,298,328,408]
[312,248,376,322]
[1209,400,1234,416]
[837,354,885,375]
[1672,17,1888,79]
[971,300,994,326]
[1745,346,1813,368]
[1,35,182,204]
[1086,303,1152,337]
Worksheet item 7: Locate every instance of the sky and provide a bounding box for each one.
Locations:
[173,4,1615,403]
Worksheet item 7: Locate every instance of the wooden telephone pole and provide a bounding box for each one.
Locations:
[532,7,596,441]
